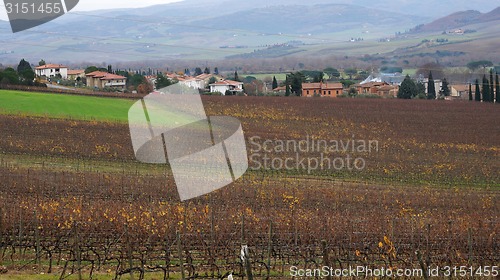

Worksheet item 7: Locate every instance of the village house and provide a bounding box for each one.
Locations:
[272,86,287,94]
[355,81,388,94]
[195,73,224,88]
[450,84,471,99]
[85,71,127,91]
[179,77,205,89]
[209,80,244,95]
[67,69,86,81]
[35,64,68,79]
[353,81,399,97]
[301,82,343,97]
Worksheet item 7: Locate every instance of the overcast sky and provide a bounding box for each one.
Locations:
[0,0,183,21]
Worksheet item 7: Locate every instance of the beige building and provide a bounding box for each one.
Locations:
[86,71,127,91]
[67,69,86,81]
[302,82,343,97]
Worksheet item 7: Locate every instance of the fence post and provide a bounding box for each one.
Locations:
[177,231,185,280]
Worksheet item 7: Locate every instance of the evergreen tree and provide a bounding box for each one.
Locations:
[496,72,500,103]
[482,75,490,102]
[287,72,306,96]
[313,71,324,83]
[214,67,219,75]
[0,68,20,84]
[416,81,426,99]
[156,72,173,89]
[475,79,481,101]
[17,59,32,74]
[439,78,450,97]
[468,83,472,101]
[427,71,436,99]
[38,59,46,66]
[272,76,278,90]
[185,68,191,76]
[194,67,203,76]
[397,75,417,99]
[107,65,113,73]
[285,76,291,97]
[490,69,495,103]
[204,67,210,74]
[234,71,239,82]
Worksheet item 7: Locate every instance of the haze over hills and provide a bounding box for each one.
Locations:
[0,0,499,64]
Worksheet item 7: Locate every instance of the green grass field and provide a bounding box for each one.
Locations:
[0,90,134,122]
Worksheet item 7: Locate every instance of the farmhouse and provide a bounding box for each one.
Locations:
[179,77,205,89]
[35,64,68,79]
[355,81,388,94]
[86,71,127,91]
[301,82,343,97]
[209,80,244,95]
[67,69,86,81]
[450,84,471,99]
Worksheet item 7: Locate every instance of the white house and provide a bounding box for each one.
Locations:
[209,80,244,95]
[35,64,68,79]
[179,77,205,89]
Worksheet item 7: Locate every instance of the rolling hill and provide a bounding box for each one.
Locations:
[412,7,500,33]
[0,0,498,64]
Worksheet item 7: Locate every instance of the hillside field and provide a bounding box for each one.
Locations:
[0,90,134,122]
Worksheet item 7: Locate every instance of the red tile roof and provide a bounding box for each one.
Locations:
[210,80,243,86]
[302,82,343,90]
[35,64,68,70]
[67,69,85,75]
[86,71,126,80]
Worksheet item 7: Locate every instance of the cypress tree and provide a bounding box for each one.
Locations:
[496,72,499,103]
[440,78,450,97]
[468,82,472,101]
[482,75,490,102]
[234,71,239,82]
[272,76,278,90]
[490,69,495,103]
[475,79,481,101]
[427,71,436,99]
[285,76,291,96]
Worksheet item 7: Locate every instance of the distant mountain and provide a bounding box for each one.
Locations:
[176,4,425,35]
[412,7,500,33]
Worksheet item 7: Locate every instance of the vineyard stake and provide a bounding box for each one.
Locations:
[467,228,473,264]
[176,231,185,280]
[0,207,3,261]
[426,224,431,268]
[321,240,331,280]
[266,220,273,278]
[126,224,134,280]
[241,212,245,246]
[33,210,41,266]
[74,222,82,280]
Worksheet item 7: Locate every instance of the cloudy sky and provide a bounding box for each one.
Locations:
[0,0,182,20]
